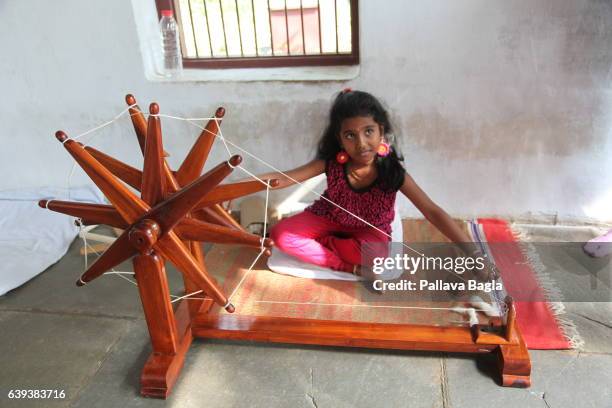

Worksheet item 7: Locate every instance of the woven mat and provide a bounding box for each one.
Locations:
[204,219,495,327]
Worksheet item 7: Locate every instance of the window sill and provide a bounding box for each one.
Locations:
[145,65,360,82]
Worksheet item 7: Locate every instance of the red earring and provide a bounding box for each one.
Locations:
[336,150,349,164]
[377,142,390,157]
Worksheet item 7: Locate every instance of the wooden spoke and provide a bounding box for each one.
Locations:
[141,103,167,206]
[176,218,273,247]
[77,229,136,286]
[162,162,181,194]
[57,132,150,223]
[195,179,279,209]
[39,200,128,229]
[154,232,234,312]
[146,156,242,233]
[125,94,179,194]
[85,146,142,190]
[175,107,225,186]
[126,94,148,154]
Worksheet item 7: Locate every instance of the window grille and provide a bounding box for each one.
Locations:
[155,0,359,68]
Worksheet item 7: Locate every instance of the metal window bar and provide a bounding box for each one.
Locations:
[317,0,322,54]
[163,0,358,68]
[334,0,338,53]
[299,0,305,54]
[186,0,200,57]
[284,0,290,55]
[235,0,244,56]
[251,0,259,56]
[218,1,230,57]
[267,0,275,56]
[202,0,214,57]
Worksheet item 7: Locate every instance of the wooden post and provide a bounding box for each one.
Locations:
[134,251,193,398]
[497,296,531,387]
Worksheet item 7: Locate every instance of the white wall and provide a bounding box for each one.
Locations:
[1,0,611,221]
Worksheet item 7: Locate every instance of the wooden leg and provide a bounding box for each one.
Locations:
[496,340,531,387]
[134,253,192,399]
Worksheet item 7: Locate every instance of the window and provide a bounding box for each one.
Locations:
[155,0,359,68]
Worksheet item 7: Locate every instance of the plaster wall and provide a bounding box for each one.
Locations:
[1,0,611,221]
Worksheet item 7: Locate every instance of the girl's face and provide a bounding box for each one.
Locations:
[338,116,385,166]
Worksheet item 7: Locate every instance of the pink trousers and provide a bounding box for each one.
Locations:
[270,211,389,273]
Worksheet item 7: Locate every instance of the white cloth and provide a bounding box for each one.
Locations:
[0,187,104,295]
[267,207,404,281]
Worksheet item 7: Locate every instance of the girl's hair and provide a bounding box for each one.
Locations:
[316,90,406,191]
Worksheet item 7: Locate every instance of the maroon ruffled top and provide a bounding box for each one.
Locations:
[306,160,399,236]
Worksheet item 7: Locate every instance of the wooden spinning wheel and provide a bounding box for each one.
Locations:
[39,94,278,397]
[40,94,531,398]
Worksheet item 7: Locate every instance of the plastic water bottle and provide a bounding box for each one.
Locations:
[159,10,182,77]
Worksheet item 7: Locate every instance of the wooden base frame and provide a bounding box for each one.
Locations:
[133,293,531,398]
[40,94,530,399]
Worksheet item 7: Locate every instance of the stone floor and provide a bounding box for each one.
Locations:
[0,228,610,408]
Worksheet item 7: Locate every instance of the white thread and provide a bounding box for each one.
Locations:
[234,165,270,186]
[66,163,78,201]
[216,119,233,156]
[71,104,137,142]
[45,200,53,209]
[110,272,138,286]
[227,247,266,302]
[171,290,203,304]
[255,300,494,313]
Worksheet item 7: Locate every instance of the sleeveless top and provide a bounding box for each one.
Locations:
[305,160,399,236]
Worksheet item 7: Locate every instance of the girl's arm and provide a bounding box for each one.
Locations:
[399,173,476,248]
[239,159,326,190]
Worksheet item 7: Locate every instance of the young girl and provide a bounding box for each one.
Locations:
[261,89,474,277]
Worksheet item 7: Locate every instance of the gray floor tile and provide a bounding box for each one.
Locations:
[0,310,131,408]
[69,320,168,408]
[564,302,612,353]
[445,350,612,408]
[72,321,444,408]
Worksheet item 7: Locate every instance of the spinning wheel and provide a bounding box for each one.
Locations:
[40,94,531,398]
[39,95,278,396]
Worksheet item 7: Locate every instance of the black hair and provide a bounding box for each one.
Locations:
[316,90,406,191]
